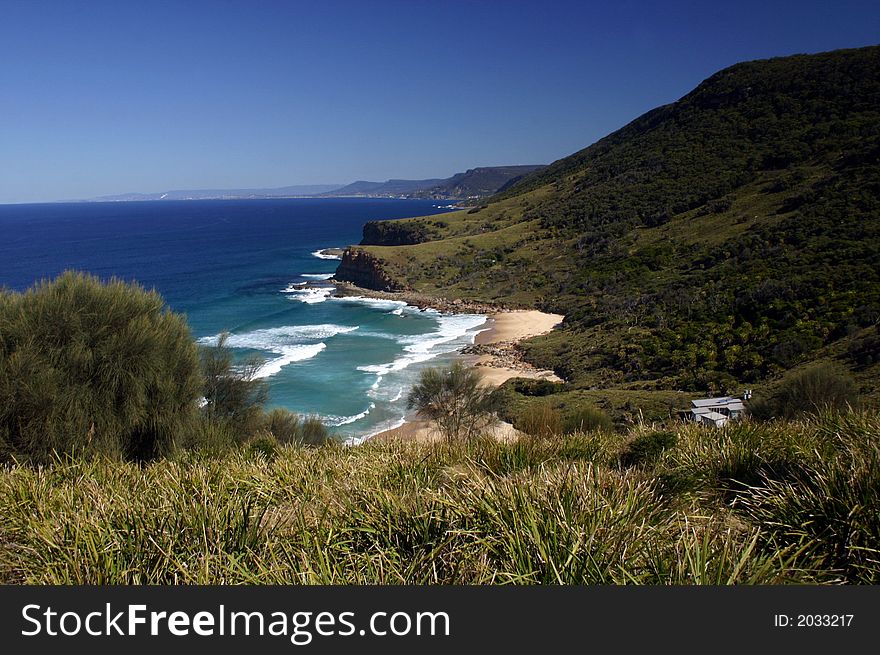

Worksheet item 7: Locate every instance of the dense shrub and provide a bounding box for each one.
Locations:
[246,433,280,461]
[510,378,564,396]
[847,327,880,369]
[516,401,564,439]
[298,416,331,446]
[752,363,859,420]
[0,272,201,463]
[564,406,613,434]
[620,431,677,468]
[261,408,302,444]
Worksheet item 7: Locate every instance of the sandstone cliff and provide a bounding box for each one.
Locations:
[334,249,406,292]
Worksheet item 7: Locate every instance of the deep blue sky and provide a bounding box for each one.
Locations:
[1,0,878,203]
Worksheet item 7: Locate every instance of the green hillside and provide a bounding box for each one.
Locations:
[338,46,880,405]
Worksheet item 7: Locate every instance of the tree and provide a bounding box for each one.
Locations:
[199,332,268,438]
[0,271,201,462]
[407,361,498,442]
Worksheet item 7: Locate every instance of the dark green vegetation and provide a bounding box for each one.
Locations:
[749,362,859,420]
[1,412,876,583]
[344,46,880,413]
[0,272,201,462]
[0,273,327,464]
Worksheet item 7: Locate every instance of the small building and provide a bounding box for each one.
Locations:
[681,393,751,427]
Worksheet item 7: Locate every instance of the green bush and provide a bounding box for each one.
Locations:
[246,433,280,461]
[299,416,331,446]
[407,362,498,442]
[756,363,859,420]
[510,378,564,397]
[261,408,302,444]
[0,272,201,463]
[564,406,613,434]
[261,409,330,446]
[621,431,677,468]
[516,401,564,439]
[199,332,268,439]
[177,416,236,456]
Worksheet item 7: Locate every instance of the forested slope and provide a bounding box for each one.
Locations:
[337,46,880,400]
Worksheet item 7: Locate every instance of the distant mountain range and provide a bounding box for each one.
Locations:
[324,166,545,199]
[323,179,446,197]
[89,185,344,202]
[85,165,546,203]
[414,165,547,199]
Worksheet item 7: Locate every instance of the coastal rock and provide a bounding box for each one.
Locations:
[335,249,407,292]
[332,279,506,314]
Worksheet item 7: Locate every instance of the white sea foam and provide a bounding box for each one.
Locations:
[329,295,408,312]
[357,313,486,377]
[197,324,357,379]
[300,273,335,280]
[283,286,333,303]
[323,403,376,427]
[253,343,326,378]
[312,249,342,260]
[345,415,408,445]
[365,416,407,440]
[198,324,358,348]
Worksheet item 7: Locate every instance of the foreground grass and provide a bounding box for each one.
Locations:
[0,413,877,584]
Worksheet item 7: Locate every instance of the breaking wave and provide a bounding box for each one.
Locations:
[197,324,358,378]
[312,249,342,260]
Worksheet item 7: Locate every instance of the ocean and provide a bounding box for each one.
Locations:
[0,198,487,441]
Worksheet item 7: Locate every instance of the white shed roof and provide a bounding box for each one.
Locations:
[692,396,739,408]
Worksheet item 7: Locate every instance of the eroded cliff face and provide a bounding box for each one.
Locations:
[335,249,406,291]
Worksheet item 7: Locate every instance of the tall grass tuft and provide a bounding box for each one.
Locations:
[738,412,880,582]
[516,401,564,440]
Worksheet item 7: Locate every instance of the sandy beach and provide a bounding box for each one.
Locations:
[468,310,564,387]
[370,309,564,443]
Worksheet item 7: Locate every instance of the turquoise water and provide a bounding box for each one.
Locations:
[0,198,487,440]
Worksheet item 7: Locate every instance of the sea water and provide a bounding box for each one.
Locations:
[0,198,487,441]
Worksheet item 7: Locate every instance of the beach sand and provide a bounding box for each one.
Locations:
[370,418,521,444]
[470,310,564,387]
[370,309,564,443]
